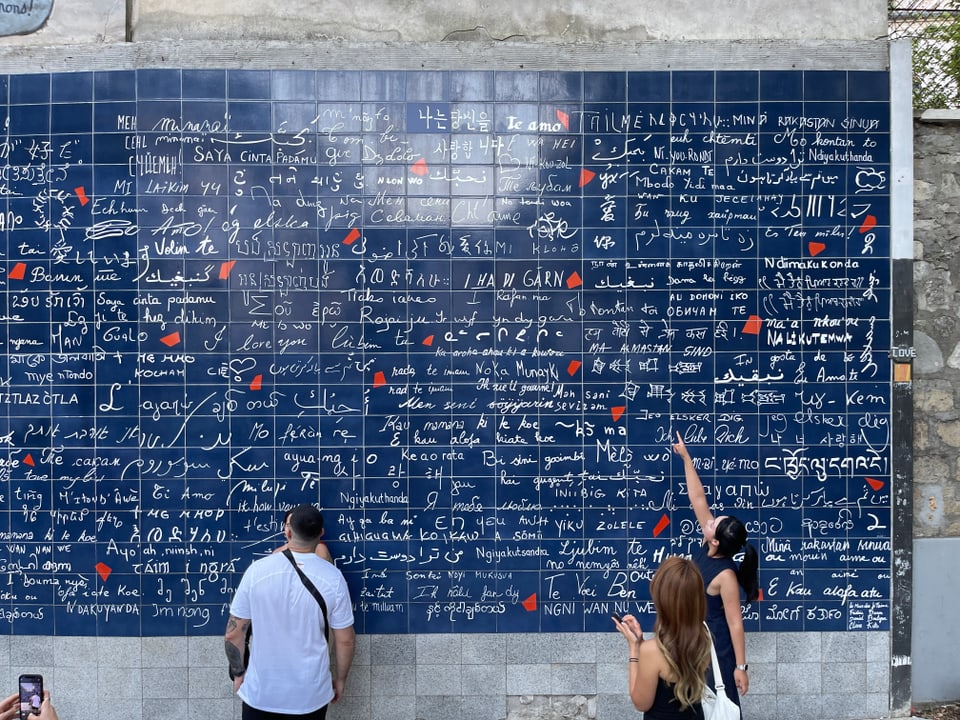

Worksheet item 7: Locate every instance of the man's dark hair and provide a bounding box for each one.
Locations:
[287,504,324,542]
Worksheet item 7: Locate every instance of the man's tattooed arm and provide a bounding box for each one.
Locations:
[224,614,251,680]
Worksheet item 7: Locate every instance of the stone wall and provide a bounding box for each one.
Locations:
[0,0,124,45]
[913,114,960,539]
[130,0,888,43]
[0,0,888,45]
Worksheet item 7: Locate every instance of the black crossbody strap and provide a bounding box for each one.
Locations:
[282,549,330,642]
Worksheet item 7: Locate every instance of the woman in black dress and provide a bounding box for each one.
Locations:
[672,432,760,710]
[614,556,711,719]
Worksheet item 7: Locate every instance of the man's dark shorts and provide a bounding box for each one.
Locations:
[242,702,328,720]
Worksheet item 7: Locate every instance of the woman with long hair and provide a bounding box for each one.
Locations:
[673,431,760,710]
[614,555,711,719]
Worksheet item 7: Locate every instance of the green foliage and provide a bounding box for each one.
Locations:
[906,1,960,110]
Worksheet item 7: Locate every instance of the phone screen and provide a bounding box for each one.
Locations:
[18,674,42,720]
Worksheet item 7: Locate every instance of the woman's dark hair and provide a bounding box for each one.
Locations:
[715,516,760,602]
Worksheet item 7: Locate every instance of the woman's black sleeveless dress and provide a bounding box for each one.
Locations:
[695,543,741,707]
[646,677,705,719]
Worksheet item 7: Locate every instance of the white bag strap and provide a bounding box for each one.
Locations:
[704,622,725,692]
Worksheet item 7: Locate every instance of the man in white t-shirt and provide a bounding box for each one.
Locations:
[225,504,356,720]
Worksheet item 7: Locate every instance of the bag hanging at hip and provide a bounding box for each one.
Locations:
[701,624,741,720]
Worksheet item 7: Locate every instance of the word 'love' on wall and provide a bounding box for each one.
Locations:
[0,68,891,634]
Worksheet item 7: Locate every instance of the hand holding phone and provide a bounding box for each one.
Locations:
[18,674,42,720]
[612,613,643,644]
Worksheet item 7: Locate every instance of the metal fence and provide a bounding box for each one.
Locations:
[889,0,960,110]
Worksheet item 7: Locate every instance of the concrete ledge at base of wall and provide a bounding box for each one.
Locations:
[918,109,960,123]
[0,630,900,720]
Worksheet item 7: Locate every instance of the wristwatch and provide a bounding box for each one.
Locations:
[736,663,749,672]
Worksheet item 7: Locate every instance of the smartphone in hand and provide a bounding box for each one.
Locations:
[611,613,622,623]
[18,674,43,720]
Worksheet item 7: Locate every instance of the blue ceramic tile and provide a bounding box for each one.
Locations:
[94,100,136,132]
[760,69,802,100]
[92,132,133,164]
[272,69,317,100]
[584,71,626,102]
[494,101,538,133]
[804,69,847,100]
[717,70,758,101]
[539,71,581,101]
[273,101,317,133]
[494,70,539,101]
[49,102,92,134]
[449,70,493,101]
[673,70,715,101]
[226,101,272,132]
[138,100,185,137]
[849,70,889,101]
[405,70,448,101]
[362,70,405,100]
[181,99,228,129]
[138,68,182,99]
[628,70,669,102]
[52,71,93,102]
[182,68,226,99]
[8,104,48,134]
[10,73,49,104]
[847,100,890,132]
[13,606,54,635]
[94,69,135,100]
[227,69,271,99]
[317,70,361,100]
[406,101,451,133]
